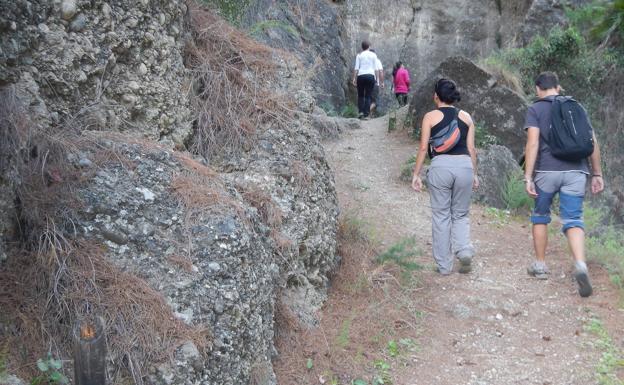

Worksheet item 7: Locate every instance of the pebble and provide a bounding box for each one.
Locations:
[78,157,93,168]
[122,93,137,105]
[136,187,155,201]
[61,0,77,20]
[102,3,111,18]
[495,313,503,320]
[70,13,87,32]
[138,63,148,75]
[128,80,140,91]
[208,262,221,272]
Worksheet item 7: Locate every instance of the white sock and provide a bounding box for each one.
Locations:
[575,260,588,273]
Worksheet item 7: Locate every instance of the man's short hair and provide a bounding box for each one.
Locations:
[535,72,559,90]
[361,41,370,50]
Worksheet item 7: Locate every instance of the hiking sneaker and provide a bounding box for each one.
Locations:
[457,254,473,274]
[574,261,593,298]
[435,266,453,276]
[527,261,549,280]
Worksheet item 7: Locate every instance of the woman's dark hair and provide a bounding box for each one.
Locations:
[392,61,402,79]
[434,78,461,104]
[361,41,370,50]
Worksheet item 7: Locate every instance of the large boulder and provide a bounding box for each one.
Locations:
[408,56,528,159]
[74,114,339,385]
[474,145,523,208]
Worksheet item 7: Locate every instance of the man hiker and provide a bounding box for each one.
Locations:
[369,48,384,116]
[352,41,379,120]
[523,71,604,297]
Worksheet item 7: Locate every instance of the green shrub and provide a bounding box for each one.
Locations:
[201,0,251,25]
[376,237,423,282]
[502,171,533,213]
[486,26,614,109]
[319,102,337,117]
[475,124,499,148]
[399,156,416,182]
[340,103,358,118]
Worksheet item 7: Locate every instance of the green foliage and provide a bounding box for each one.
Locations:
[474,124,499,148]
[386,340,399,357]
[337,317,352,348]
[584,317,624,384]
[30,354,68,385]
[341,103,359,118]
[486,26,614,110]
[502,171,533,213]
[372,360,392,385]
[399,156,416,182]
[249,20,299,38]
[201,0,251,25]
[319,102,338,117]
[568,0,624,48]
[306,358,314,370]
[376,238,423,281]
[353,379,368,385]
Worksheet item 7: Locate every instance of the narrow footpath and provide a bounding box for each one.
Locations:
[276,112,624,385]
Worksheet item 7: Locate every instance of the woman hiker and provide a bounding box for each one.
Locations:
[411,78,479,275]
[352,41,379,120]
[392,61,410,106]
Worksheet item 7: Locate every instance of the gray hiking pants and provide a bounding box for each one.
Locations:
[426,155,474,274]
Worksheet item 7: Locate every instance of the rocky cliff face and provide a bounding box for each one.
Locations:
[0,0,191,145]
[0,1,338,384]
[249,0,585,111]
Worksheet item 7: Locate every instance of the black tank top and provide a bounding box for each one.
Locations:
[428,107,470,158]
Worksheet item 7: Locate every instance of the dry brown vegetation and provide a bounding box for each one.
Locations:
[0,87,210,382]
[0,242,211,382]
[273,216,425,385]
[185,4,294,159]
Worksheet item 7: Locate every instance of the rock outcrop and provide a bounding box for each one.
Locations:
[474,145,523,209]
[0,0,191,145]
[244,0,349,108]
[0,1,339,384]
[408,56,528,159]
[246,0,587,112]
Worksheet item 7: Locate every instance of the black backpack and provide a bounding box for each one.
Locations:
[546,95,594,161]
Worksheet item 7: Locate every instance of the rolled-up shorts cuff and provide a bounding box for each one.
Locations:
[531,215,551,225]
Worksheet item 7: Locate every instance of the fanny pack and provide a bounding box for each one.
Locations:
[429,108,461,154]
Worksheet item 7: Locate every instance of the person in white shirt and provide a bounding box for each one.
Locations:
[352,41,379,119]
[369,48,385,115]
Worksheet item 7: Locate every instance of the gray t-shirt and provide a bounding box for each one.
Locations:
[523,96,589,173]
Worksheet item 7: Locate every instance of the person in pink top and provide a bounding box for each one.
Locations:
[392,61,410,106]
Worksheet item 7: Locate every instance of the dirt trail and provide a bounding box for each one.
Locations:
[319,112,624,385]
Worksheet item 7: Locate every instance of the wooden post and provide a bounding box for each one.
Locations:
[388,109,397,132]
[73,317,106,385]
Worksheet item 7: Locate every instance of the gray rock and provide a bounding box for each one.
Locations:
[309,114,361,139]
[101,229,128,245]
[408,56,528,159]
[474,145,523,208]
[69,13,87,32]
[0,0,191,141]
[61,0,77,20]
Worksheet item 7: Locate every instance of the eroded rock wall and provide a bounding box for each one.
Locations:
[0,0,192,144]
[0,1,339,384]
[247,0,587,111]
